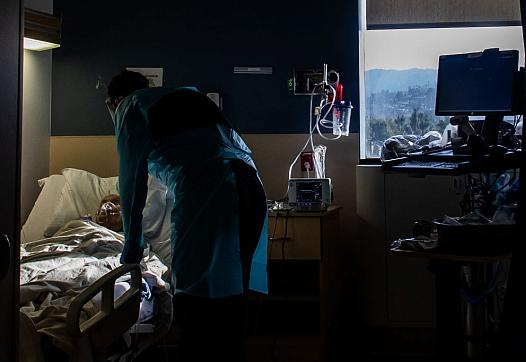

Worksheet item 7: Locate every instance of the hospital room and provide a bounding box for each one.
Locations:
[1,0,525,361]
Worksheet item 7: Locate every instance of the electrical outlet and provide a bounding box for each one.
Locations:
[300,152,314,172]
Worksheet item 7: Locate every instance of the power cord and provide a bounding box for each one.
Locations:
[268,211,280,259]
[281,212,290,260]
[268,209,291,260]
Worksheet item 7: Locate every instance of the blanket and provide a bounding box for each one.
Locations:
[19,219,170,360]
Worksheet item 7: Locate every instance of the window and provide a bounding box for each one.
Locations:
[359,1,524,159]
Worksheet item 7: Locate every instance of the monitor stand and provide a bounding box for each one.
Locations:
[450,115,505,156]
[480,114,504,147]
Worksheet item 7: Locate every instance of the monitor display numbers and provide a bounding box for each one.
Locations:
[296,182,323,203]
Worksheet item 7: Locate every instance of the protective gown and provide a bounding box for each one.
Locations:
[112,87,268,298]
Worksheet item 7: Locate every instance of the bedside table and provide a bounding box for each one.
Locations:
[251,205,341,361]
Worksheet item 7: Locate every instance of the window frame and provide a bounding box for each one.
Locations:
[358,0,523,161]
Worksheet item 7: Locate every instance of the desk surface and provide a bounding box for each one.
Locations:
[382,148,521,175]
[268,205,341,217]
[390,247,511,263]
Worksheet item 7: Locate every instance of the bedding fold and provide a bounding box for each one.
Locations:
[19,219,170,359]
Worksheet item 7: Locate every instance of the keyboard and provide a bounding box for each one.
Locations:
[392,160,461,170]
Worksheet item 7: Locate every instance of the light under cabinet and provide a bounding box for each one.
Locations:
[24,8,61,51]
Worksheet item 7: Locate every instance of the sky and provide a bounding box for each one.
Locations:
[364,26,525,70]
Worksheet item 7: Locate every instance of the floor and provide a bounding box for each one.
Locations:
[132,298,440,361]
[135,334,440,362]
[133,335,318,362]
[247,335,321,362]
[131,283,443,361]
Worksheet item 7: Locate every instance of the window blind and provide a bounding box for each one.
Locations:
[366,0,521,29]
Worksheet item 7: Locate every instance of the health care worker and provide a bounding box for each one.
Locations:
[106,70,268,361]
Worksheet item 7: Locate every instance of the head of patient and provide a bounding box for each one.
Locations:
[95,194,122,232]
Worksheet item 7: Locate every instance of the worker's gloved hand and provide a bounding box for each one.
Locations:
[120,244,144,264]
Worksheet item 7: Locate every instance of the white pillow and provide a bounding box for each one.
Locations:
[43,168,119,237]
[26,168,172,259]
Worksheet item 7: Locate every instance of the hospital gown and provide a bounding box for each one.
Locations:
[112,87,268,298]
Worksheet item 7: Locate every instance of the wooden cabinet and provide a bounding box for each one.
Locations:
[248,206,341,361]
[268,212,322,261]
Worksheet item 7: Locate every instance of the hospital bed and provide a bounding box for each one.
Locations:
[20,168,174,361]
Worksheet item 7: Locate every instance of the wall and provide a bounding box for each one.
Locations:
[51,0,359,136]
[21,0,53,223]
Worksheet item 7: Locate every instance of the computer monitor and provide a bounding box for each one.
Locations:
[435,48,520,116]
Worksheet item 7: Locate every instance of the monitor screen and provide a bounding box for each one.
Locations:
[435,48,520,116]
[296,181,323,203]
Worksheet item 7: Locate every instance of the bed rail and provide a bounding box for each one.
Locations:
[66,263,142,361]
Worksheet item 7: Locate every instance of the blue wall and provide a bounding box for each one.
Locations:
[51,0,359,135]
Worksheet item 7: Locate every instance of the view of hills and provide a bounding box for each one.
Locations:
[364,68,442,121]
[364,68,437,96]
[363,68,449,157]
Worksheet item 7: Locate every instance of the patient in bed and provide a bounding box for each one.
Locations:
[95,194,122,232]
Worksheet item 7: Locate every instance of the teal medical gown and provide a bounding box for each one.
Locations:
[112,87,268,297]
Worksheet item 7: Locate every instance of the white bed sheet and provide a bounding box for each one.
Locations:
[20,219,171,358]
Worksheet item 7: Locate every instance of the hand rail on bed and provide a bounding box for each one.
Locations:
[66,263,142,360]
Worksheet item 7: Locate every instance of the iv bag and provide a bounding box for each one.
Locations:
[332,101,352,136]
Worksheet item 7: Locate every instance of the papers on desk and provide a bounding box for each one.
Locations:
[391,236,438,251]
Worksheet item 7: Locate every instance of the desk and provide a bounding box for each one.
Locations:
[382,148,522,176]
[390,247,511,360]
[261,205,341,361]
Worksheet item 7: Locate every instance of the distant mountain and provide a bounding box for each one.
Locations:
[365,68,437,96]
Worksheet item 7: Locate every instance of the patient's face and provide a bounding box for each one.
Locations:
[95,194,122,232]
